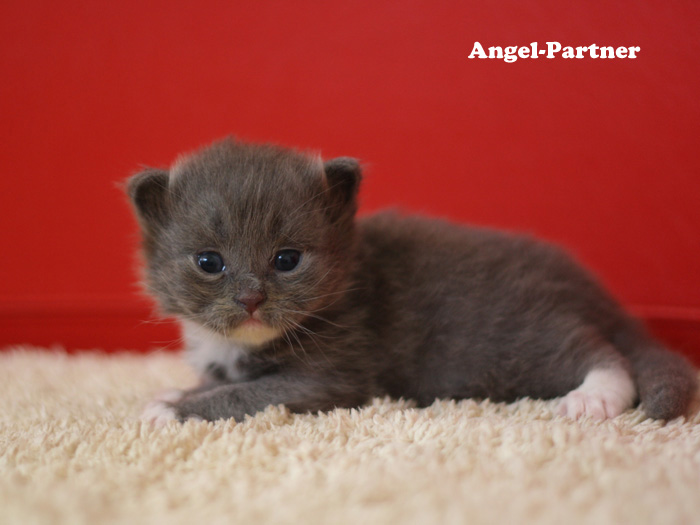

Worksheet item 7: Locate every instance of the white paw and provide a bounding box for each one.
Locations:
[558,367,636,420]
[141,400,179,427]
[558,390,615,420]
[153,389,185,403]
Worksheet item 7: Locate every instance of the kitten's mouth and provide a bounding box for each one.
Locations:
[241,317,264,327]
[226,314,281,347]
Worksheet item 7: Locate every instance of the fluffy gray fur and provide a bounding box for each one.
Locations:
[128,138,697,422]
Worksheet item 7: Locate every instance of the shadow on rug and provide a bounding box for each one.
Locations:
[1,348,698,525]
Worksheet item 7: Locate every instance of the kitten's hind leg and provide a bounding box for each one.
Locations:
[558,366,636,420]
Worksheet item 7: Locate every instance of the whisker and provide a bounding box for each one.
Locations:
[280,327,308,365]
[306,266,337,290]
[282,316,338,341]
[283,318,335,369]
[283,308,350,330]
[284,322,316,367]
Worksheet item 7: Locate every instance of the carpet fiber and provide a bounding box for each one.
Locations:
[1,348,699,525]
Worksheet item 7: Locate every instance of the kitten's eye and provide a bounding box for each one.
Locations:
[197,251,226,274]
[273,249,301,272]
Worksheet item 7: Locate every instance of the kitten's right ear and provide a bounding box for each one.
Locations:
[127,168,171,233]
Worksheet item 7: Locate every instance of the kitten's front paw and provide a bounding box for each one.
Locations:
[141,390,206,427]
[141,399,179,427]
[153,388,186,404]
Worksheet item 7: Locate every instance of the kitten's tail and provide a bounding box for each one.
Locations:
[616,323,698,420]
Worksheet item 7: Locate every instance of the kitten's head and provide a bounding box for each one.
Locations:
[127,138,361,347]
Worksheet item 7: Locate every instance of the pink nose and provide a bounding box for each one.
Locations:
[235,290,266,314]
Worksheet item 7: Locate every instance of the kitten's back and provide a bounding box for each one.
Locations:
[354,212,696,417]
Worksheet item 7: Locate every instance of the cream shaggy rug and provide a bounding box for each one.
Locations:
[1,348,699,525]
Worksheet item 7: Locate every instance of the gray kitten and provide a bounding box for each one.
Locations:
[128,138,697,425]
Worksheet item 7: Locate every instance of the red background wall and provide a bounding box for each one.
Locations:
[1,1,699,361]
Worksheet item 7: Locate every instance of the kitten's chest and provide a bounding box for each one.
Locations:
[182,320,279,382]
[183,335,241,381]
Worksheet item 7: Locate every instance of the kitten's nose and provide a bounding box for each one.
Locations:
[235,289,266,314]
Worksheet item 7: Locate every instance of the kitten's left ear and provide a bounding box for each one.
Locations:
[127,168,171,234]
[323,157,362,221]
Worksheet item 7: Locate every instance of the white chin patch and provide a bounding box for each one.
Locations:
[227,322,282,347]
